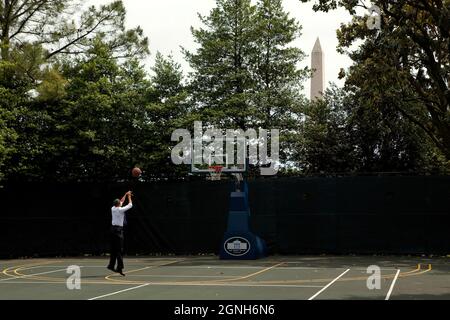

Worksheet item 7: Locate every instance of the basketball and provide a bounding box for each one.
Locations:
[132,167,142,178]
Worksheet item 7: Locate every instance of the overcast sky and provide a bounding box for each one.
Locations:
[88,0,356,97]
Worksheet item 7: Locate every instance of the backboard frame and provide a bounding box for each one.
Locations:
[190,140,248,175]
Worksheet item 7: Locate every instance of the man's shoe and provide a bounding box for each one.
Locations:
[117,269,126,276]
[107,266,116,272]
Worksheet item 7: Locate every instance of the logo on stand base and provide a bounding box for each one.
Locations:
[224,237,251,256]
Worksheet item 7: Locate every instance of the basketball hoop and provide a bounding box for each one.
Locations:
[208,165,224,181]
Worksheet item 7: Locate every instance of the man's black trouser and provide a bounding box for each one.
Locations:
[108,226,124,271]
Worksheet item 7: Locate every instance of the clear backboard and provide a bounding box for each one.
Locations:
[190,137,247,174]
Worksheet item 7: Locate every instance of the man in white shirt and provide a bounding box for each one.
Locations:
[107,191,133,276]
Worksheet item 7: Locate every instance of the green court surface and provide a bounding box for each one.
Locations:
[0,256,448,300]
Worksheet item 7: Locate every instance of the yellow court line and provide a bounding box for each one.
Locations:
[101,263,422,285]
[240,264,423,285]
[146,262,286,286]
[102,262,285,286]
[13,264,65,277]
[2,261,62,279]
[9,263,160,285]
[12,267,57,282]
[399,264,432,277]
[105,260,186,283]
[5,262,431,287]
[104,266,154,282]
[8,263,422,285]
[212,262,285,283]
[10,261,73,283]
[98,261,397,287]
[400,264,421,275]
[11,260,186,284]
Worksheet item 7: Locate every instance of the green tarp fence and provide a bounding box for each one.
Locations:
[1,176,449,258]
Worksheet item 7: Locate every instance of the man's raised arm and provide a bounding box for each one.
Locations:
[119,192,128,205]
[120,191,133,212]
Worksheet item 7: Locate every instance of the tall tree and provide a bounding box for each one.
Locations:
[3,39,154,182]
[185,0,308,132]
[296,84,448,175]
[252,0,308,163]
[296,85,355,174]
[184,0,257,129]
[0,83,18,181]
[0,1,150,182]
[252,0,307,129]
[146,53,190,178]
[185,0,308,169]
[301,0,450,160]
[0,0,148,62]
[59,40,153,182]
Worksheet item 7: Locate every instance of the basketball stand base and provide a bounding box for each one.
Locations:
[219,182,267,260]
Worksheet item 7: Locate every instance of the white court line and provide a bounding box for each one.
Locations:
[167,266,266,270]
[88,284,150,300]
[385,269,401,300]
[18,266,106,270]
[141,266,343,270]
[126,274,236,278]
[0,282,58,285]
[18,265,172,270]
[14,265,400,271]
[0,268,68,282]
[148,282,324,289]
[0,281,323,288]
[143,265,399,271]
[308,269,350,300]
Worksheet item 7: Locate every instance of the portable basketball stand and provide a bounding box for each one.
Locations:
[219,176,267,260]
[193,163,267,260]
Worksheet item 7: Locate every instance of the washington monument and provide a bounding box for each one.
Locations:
[310,37,325,100]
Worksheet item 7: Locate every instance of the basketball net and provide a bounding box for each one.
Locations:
[208,165,224,181]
